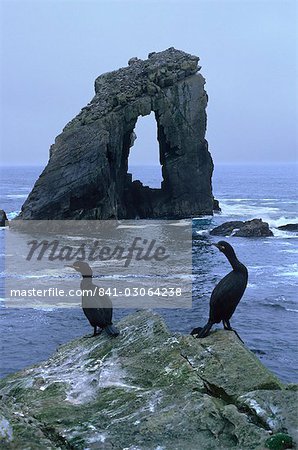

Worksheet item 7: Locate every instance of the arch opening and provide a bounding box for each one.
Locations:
[128,112,163,189]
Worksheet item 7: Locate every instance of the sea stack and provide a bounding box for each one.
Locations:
[19,48,215,220]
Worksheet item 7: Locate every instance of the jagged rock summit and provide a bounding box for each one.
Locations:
[19,48,214,220]
[0,311,296,449]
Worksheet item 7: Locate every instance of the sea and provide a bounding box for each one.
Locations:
[0,163,297,383]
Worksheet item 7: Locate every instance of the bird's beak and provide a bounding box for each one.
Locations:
[211,243,220,249]
[65,264,75,268]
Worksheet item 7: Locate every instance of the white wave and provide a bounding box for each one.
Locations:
[168,220,192,226]
[277,271,298,277]
[194,229,209,236]
[21,274,49,279]
[193,215,213,220]
[54,302,79,308]
[33,307,56,311]
[6,194,28,199]
[286,308,298,313]
[272,229,298,239]
[4,272,51,280]
[268,216,298,228]
[218,201,279,218]
[60,235,85,241]
[275,264,298,277]
[7,211,19,220]
[117,224,146,229]
[219,197,296,204]
[101,273,193,280]
[219,198,255,202]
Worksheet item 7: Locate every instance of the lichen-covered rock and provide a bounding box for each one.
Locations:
[180,331,282,399]
[18,48,214,220]
[0,209,8,227]
[0,311,296,449]
[210,219,273,237]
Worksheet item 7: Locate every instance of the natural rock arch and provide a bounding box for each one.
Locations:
[19,48,215,220]
[127,112,161,188]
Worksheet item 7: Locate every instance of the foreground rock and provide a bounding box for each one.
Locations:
[211,219,273,237]
[277,223,298,232]
[19,48,215,220]
[0,311,296,450]
[0,209,8,227]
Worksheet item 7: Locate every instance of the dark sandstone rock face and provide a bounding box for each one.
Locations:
[210,219,273,237]
[0,209,8,226]
[19,48,215,220]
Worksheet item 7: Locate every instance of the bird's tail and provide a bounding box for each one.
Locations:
[105,324,120,337]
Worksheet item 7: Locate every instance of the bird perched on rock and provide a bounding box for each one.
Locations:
[191,241,248,341]
[67,261,119,337]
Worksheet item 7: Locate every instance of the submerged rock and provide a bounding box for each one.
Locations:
[213,198,221,212]
[19,48,214,220]
[0,209,8,227]
[0,311,296,449]
[277,224,298,232]
[211,219,273,237]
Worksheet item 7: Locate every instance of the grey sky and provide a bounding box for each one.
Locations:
[0,0,297,166]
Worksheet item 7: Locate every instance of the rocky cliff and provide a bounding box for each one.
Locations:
[0,311,296,449]
[19,48,214,220]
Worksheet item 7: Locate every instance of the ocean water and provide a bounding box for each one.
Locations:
[0,163,297,382]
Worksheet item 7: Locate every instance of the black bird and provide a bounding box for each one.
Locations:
[191,241,248,341]
[67,261,120,337]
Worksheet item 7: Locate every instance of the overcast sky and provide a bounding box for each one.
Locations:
[0,0,297,167]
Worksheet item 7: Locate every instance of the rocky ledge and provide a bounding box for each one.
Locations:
[19,48,215,220]
[210,219,273,237]
[0,311,296,450]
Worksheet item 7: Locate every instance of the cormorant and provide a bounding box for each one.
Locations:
[191,241,248,341]
[67,261,120,337]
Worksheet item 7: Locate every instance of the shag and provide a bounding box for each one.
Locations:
[191,241,248,341]
[67,261,120,337]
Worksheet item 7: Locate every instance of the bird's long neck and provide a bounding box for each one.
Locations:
[225,250,244,272]
[80,274,93,294]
